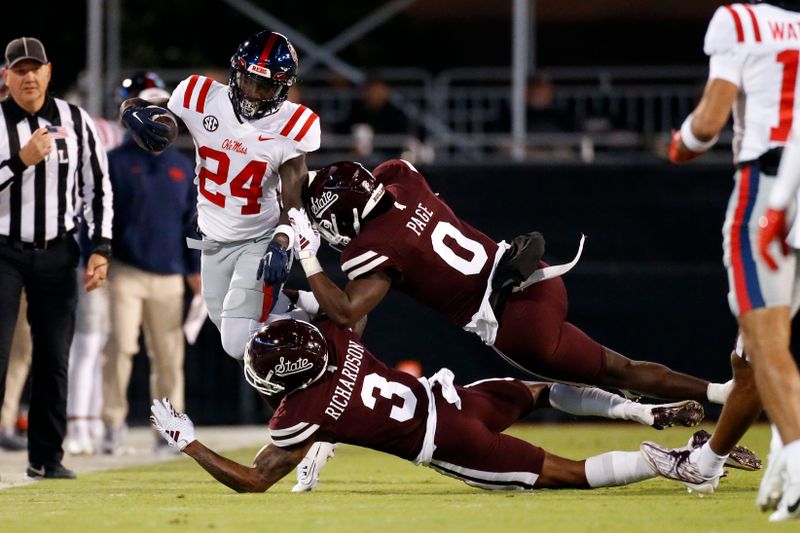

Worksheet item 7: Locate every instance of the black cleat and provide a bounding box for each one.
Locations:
[688,429,762,471]
[650,400,705,430]
[26,463,77,479]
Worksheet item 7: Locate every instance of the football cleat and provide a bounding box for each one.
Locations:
[650,400,704,430]
[689,429,762,471]
[640,441,722,495]
[292,442,337,493]
[769,479,800,522]
[758,450,786,512]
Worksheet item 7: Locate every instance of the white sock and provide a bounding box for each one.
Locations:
[707,380,733,405]
[584,451,656,488]
[695,442,728,478]
[549,384,653,426]
[770,424,784,457]
[783,439,800,484]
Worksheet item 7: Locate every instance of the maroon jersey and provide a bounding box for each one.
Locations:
[268,320,430,461]
[339,159,501,327]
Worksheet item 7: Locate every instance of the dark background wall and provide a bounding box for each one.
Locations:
[123,161,799,424]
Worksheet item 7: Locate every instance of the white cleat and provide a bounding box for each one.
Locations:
[292,442,337,493]
[769,479,800,522]
[640,441,722,495]
[757,450,786,513]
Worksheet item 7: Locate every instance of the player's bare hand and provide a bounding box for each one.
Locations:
[186,272,202,295]
[84,253,109,291]
[19,127,53,167]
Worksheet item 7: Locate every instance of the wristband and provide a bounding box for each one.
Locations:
[296,290,321,316]
[680,114,718,153]
[300,256,323,277]
[272,224,294,249]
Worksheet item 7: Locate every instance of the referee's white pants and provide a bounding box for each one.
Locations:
[101,261,185,428]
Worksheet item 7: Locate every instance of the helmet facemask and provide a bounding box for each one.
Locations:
[229,66,290,120]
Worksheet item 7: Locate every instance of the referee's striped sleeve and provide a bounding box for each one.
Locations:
[76,108,113,243]
[0,153,25,191]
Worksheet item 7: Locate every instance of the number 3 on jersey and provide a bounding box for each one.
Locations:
[198,146,267,215]
[360,373,417,422]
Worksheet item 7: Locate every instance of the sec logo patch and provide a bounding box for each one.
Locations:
[203,115,219,132]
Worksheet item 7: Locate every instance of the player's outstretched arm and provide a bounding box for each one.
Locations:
[670,79,737,163]
[183,441,310,493]
[289,207,392,327]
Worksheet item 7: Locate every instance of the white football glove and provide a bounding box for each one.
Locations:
[150,398,196,452]
[288,207,320,259]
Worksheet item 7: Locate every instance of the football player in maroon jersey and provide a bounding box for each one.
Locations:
[287,160,733,407]
[151,318,755,494]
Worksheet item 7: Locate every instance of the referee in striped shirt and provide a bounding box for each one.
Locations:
[0,37,113,479]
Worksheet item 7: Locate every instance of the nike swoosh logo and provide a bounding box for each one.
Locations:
[28,466,45,476]
[131,111,143,123]
[788,496,800,514]
[258,136,274,141]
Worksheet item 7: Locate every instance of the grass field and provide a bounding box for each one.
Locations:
[0,423,792,532]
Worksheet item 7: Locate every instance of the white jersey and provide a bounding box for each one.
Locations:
[168,75,321,242]
[705,3,800,162]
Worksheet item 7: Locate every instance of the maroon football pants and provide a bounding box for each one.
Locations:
[429,379,545,490]
[493,273,606,385]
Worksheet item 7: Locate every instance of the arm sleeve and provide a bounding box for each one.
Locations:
[79,110,114,246]
[771,129,800,210]
[267,418,320,448]
[704,6,746,87]
[278,106,321,165]
[167,77,192,120]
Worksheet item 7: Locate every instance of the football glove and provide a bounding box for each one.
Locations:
[257,241,290,285]
[758,208,790,271]
[669,130,703,164]
[150,398,196,451]
[288,208,320,259]
[121,105,171,152]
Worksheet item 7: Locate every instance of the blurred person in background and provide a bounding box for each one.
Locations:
[337,76,413,160]
[0,295,30,451]
[648,1,800,521]
[63,74,133,456]
[0,37,113,479]
[100,72,200,455]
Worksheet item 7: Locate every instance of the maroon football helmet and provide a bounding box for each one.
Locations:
[243,319,329,396]
[304,161,386,247]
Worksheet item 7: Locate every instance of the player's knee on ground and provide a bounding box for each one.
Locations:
[534,452,589,489]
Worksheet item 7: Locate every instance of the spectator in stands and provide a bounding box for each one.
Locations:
[491,74,580,135]
[337,76,414,160]
[100,76,200,455]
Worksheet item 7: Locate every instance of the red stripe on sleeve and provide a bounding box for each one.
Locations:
[741,4,762,42]
[724,5,746,43]
[730,166,752,314]
[183,75,200,109]
[294,113,319,142]
[258,33,279,67]
[195,77,213,113]
[280,106,308,137]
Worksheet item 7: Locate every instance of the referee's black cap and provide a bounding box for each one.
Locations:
[5,37,48,69]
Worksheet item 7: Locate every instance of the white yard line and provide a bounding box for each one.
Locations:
[0,425,269,490]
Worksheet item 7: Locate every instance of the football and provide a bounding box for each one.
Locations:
[147,106,179,150]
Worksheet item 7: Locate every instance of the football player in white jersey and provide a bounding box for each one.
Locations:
[119,31,331,491]
[119,31,320,360]
[639,1,800,521]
